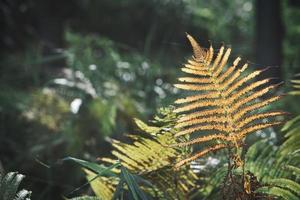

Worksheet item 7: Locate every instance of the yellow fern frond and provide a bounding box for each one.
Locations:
[175,92,219,104]
[173,34,285,168]
[96,107,199,199]
[186,34,207,62]
[110,132,178,172]
[84,169,118,200]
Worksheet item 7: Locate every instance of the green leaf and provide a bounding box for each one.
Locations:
[15,189,32,200]
[0,172,16,200]
[114,166,149,200]
[256,186,299,200]
[281,115,300,131]
[285,165,300,177]
[134,118,160,135]
[63,157,120,177]
[0,172,31,200]
[131,174,153,188]
[6,173,25,200]
[269,178,300,196]
[67,196,99,200]
[121,166,144,200]
[289,91,300,95]
[112,177,125,200]
[84,169,117,199]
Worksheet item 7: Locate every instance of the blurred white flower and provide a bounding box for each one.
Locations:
[117,61,130,69]
[89,64,97,70]
[207,156,220,166]
[70,98,82,114]
[154,86,166,99]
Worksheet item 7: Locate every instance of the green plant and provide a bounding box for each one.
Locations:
[0,172,32,200]
[199,77,300,199]
[68,196,99,200]
[172,34,285,170]
[65,35,299,200]
[243,114,300,200]
[65,157,151,200]
[69,107,198,199]
[100,107,198,199]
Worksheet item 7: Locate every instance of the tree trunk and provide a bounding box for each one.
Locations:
[255,0,283,82]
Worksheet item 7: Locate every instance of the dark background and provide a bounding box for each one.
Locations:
[0,0,299,199]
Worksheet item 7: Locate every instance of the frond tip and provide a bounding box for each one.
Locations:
[186,33,207,62]
[173,34,285,168]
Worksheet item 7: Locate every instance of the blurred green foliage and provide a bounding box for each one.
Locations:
[283,0,300,79]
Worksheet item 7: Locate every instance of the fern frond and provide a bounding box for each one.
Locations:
[186,34,208,62]
[0,172,31,200]
[110,131,178,172]
[68,196,100,200]
[177,108,223,122]
[173,34,285,168]
[289,76,300,95]
[269,178,300,196]
[256,186,299,200]
[108,109,198,198]
[175,124,228,137]
[245,111,300,199]
[84,169,118,200]
[90,107,198,199]
[285,165,300,177]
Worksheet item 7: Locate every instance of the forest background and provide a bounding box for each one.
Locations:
[1,0,300,199]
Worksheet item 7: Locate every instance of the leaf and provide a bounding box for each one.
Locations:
[84,169,118,200]
[63,157,120,177]
[281,115,300,131]
[65,159,120,199]
[15,189,32,200]
[111,166,151,200]
[269,178,300,196]
[256,186,299,200]
[134,118,160,136]
[0,172,31,200]
[98,107,198,199]
[67,196,99,200]
[120,166,149,200]
[173,34,285,168]
[112,177,125,200]
[289,77,300,95]
[285,165,300,177]
[245,112,300,199]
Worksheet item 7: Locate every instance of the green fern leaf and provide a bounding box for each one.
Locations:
[0,172,31,200]
[256,186,299,200]
[269,178,300,196]
[67,196,100,200]
[285,165,300,177]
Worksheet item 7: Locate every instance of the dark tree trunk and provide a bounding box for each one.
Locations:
[34,0,65,49]
[255,0,284,81]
